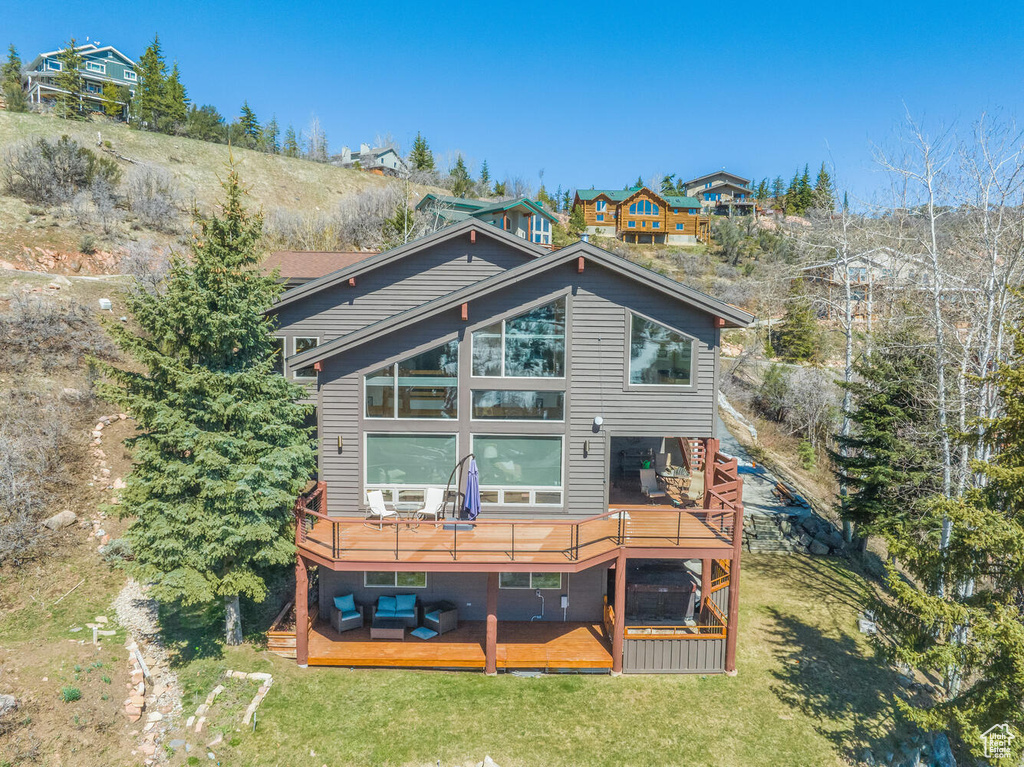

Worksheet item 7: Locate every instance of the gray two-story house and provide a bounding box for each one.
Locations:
[269,220,752,675]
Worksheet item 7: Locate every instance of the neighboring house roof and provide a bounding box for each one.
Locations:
[269,218,550,312]
[25,43,135,71]
[698,180,752,195]
[575,187,701,209]
[416,194,556,222]
[262,250,379,282]
[287,237,754,369]
[683,170,751,187]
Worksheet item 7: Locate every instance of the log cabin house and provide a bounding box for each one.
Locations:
[572,186,709,245]
[268,219,753,674]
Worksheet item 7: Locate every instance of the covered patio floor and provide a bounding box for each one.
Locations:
[307,620,613,671]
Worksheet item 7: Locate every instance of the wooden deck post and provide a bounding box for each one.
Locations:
[485,572,498,675]
[295,554,309,668]
[611,549,627,675]
[725,501,744,675]
[701,558,712,601]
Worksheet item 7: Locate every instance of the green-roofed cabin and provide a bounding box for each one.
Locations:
[22,42,137,120]
[416,194,556,248]
[572,187,709,245]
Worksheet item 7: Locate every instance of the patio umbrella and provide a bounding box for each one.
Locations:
[462,457,481,521]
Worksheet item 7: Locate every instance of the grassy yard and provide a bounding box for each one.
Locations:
[159,555,910,767]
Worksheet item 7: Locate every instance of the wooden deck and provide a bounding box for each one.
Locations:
[307,620,613,670]
[298,505,735,567]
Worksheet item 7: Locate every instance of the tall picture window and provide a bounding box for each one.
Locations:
[473,435,562,505]
[365,340,458,418]
[629,313,694,386]
[365,433,458,503]
[472,297,566,378]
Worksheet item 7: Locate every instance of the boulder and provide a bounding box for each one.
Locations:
[43,510,78,530]
[809,539,830,556]
[0,694,17,719]
[931,733,956,767]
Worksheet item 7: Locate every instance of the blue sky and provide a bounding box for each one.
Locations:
[4,0,1022,200]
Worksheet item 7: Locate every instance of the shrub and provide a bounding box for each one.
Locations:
[125,164,181,231]
[1,135,120,204]
[79,234,97,254]
[798,440,816,470]
[753,364,790,423]
[101,537,134,565]
[119,239,171,295]
[60,687,81,703]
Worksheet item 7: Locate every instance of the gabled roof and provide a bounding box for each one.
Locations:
[698,180,752,195]
[575,187,701,209]
[28,43,135,69]
[288,240,754,368]
[683,170,751,187]
[262,250,379,281]
[417,194,556,222]
[269,218,549,312]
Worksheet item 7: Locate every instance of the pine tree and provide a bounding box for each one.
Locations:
[879,318,1024,758]
[238,102,261,148]
[479,159,490,187]
[101,83,130,119]
[568,204,586,237]
[660,174,677,194]
[755,178,769,201]
[774,279,821,362]
[282,125,299,158]
[185,104,224,142]
[260,116,280,154]
[831,325,940,535]
[99,169,316,645]
[382,201,417,248]
[448,154,472,197]
[132,35,168,130]
[797,164,814,213]
[492,179,507,197]
[536,184,554,209]
[561,189,572,212]
[53,39,84,120]
[771,176,786,208]
[408,131,434,171]
[161,61,188,131]
[634,175,644,189]
[813,162,835,211]
[1,45,27,113]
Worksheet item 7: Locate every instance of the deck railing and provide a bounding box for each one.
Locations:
[710,558,731,593]
[605,595,727,640]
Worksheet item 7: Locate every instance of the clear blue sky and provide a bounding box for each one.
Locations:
[4,0,1022,199]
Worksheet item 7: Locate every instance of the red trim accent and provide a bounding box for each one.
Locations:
[348,277,356,287]
[577,256,585,273]
[715,317,726,328]
[470,229,477,244]
[313,361,322,372]
[461,302,468,321]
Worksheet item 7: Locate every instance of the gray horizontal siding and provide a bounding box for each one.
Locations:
[318,259,720,519]
[710,584,729,615]
[623,636,725,673]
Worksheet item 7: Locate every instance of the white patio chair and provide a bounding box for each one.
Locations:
[640,468,668,503]
[655,452,672,477]
[415,487,446,526]
[365,490,397,529]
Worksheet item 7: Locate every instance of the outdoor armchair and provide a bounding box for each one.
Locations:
[330,593,364,633]
[365,489,397,529]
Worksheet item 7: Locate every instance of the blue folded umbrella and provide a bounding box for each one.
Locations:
[462,458,481,521]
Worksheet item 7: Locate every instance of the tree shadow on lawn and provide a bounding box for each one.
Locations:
[756,557,914,762]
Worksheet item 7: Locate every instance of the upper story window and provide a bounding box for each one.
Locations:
[474,434,563,505]
[293,337,319,380]
[124,69,137,81]
[629,313,694,387]
[86,60,106,74]
[628,200,659,216]
[271,338,285,375]
[705,182,712,188]
[472,297,566,378]
[595,201,607,213]
[365,433,458,503]
[46,59,62,71]
[471,390,564,421]
[365,340,458,419]
[531,215,551,244]
[596,214,604,222]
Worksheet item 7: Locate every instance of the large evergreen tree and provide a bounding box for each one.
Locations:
[282,125,300,158]
[238,101,260,147]
[185,104,224,142]
[100,169,316,644]
[831,325,940,535]
[161,61,188,131]
[813,162,835,211]
[53,39,84,120]
[774,279,821,362]
[479,159,491,188]
[260,116,280,154]
[132,35,168,129]
[1,45,27,113]
[408,131,434,171]
[448,154,472,197]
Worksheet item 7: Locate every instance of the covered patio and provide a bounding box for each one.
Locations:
[307,619,613,671]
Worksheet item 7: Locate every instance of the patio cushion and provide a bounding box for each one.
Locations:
[378,596,397,614]
[334,594,356,614]
[395,594,417,612]
[340,610,360,622]
[425,610,441,622]
[394,609,416,619]
[410,626,438,640]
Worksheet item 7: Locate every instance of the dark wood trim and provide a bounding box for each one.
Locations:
[485,572,498,674]
[612,549,626,674]
[295,554,309,666]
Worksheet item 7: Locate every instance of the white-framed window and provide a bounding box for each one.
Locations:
[473,434,563,506]
[596,213,604,222]
[86,82,101,94]
[365,572,428,588]
[595,201,607,213]
[365,340,458,419]
[364,432,458,504]
[628,200,659,216]
[628,312,695,387]
[531,215,551,244]
[471,297,566,378]
[123,69,137,81]
[293,337,319,380]
[676,223,684,231]
[86,60,106,74]
[499,572,562,589]
[470,390,564,421]
[653,222,660,228]
[46,59,62,71]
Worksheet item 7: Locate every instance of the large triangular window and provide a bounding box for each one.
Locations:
[629,313,694,386]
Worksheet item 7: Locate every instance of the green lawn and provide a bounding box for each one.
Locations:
[168,555,912,767]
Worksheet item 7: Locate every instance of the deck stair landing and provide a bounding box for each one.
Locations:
[744,513,795,554]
